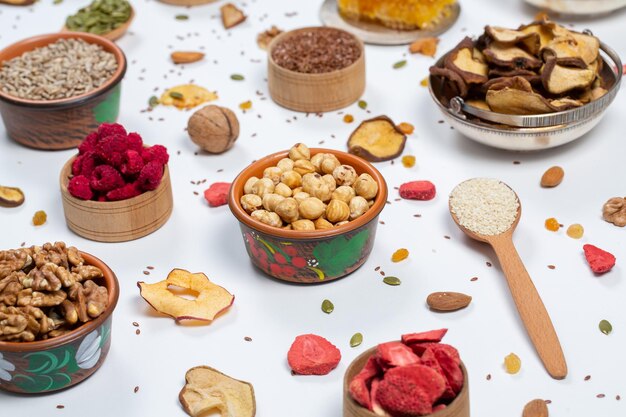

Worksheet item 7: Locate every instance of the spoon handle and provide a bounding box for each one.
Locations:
[491,235,567,380]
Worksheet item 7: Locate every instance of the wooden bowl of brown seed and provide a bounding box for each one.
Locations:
[0,32,126,150]
[267,26,366,113]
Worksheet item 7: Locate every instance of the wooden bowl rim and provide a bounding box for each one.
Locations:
[228,148,388,240]
[0,32,127,108]
[343,344,469,417]
[62,6,135,42]
[268,26,365,77]
[0,251,120,353]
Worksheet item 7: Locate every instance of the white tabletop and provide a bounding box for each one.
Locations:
[0,1,624,416]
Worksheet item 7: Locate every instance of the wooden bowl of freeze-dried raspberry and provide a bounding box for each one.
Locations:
[344,331,470,417]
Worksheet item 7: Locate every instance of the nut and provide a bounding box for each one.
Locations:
[274,198,299,223]
[298,197,326,220]
[263,166,283,185]
[294,160,316,176]
[331,186,356,204]
[321,174,337,193]
[293,192,310,204]
[314,217,334,230]
[522,399,549,417]
[251,210,282,227]
[301,173,323,194]
[310,153,326,172]
[262,193,285,212]
[243,177,259,194]
[274,183,292,197]
[333,165,358,186]
[602,197,626,227]
[187,105,240,154]
[241,193,264,213]
[326,200,350,223]
[320,154,341,175]
[335,220,349,227]
[276,158,295,172]
[354,173,379,200]
[171,51,205,64]
[288,143,310,161]
[280,171,302,189]
[292,187,303,195]
[349,196,369,220]
[292,219,315,231]
[540,166,564,187]
[251,178,275,197]
[426,292,472,312]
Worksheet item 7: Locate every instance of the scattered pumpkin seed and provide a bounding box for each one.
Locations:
[358,100,367,110]
[599,319,612,335]
[175,14,189,20]
[53,0,63,4]
[148,95,159,108]
[321,299,334,314]
[231,74,245,81]
[350,332,363,347]
[393,60,407,69]
[383,276,401,286]
[169,91,184,100]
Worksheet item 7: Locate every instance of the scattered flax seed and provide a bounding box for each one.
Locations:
[444,235,451,240]
[513,161,521,165]
[135,329,141,335]
[584,375,591,381]
[132,322,139,327]
[486,262,492,267]
[380,271,386,276]
[617,395,621,401]
[147,266,154,270]
[394,198,402,202]
[374,266,381,271]
[56,405,65,409]
[597,394,606,398]
[143,271,150,275]
[486,374,491,380]
[544,400,552,404]
[379,221,385,225]
[438,120,444,124]
[413,214,422,218]
[193,191,199,195]
[20,242,25,247]
[244,336,252,342]
[134,386,139,393]
[470,277,478,282]
[548,265,556,269]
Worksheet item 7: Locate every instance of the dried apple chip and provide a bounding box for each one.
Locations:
[0,186,25,208]
[160,85,218,110]
[542,57,595,95]
[179,366,255,417]
[485,26,540,55]
[483,42,542,69]
[347,116,407,162]
[138,268,234,322]
[444,37,489,84]
[486,77,554,115]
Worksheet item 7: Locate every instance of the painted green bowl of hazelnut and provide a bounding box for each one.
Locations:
[228,145,388,284]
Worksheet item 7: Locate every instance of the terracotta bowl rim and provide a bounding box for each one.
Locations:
[0,251,120,353]
[268,26,365,77]
[228,147,388,240]
[0,32,127,108]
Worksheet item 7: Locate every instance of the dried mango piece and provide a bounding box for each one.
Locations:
[392,248,409,262]
[409,37,439,57]
[138,268,234,322]
[347,116,406,162]
[179,366,255,417]
[0,185,25,207]
[160,85,218,110]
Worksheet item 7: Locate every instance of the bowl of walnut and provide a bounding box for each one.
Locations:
[229,144,388,283]
[0,242,119,394]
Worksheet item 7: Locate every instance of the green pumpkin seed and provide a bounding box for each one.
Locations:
[350,332,363,347]
[321,299,334,314]
[599,319,612,335]
[175,14,189,20]
[148,96,159,108]
[393,60,407,69]
[231,74,245,81]
[169,92,184,100]
[383,276,401,286]
[358,100,367,110]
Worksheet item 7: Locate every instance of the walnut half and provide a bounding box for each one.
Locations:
[603,197,626,227]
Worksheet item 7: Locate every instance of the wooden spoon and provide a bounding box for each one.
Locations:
[61,6,134,42]
[449,181,567,380]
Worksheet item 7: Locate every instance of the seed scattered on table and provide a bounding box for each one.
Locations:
[597,394,606,399]
[132,322,139,327]
[134,386,139,393]
[244,336,252,342]
[136,329,141,335]
[350,332,363,347]
[56,405,65,409]
[383,276,401,286]
[584,375,591,381]
[486,374,491,380]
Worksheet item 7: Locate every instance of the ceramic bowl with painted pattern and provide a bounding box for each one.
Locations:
[229,148,388,284]
[0,252,119,394]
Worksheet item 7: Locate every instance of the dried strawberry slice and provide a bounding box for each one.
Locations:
[434,347,464,395]
[583,244,616,274]
[420,348,456,400]
[401,328,448,345]
[370,378,388,416]
[376,342,421,369]
[287,334,341,375]
[376,365,446,416]
[408,342,460,364]
[349,356,381,410]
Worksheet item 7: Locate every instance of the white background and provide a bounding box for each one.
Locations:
[0,0,625,416]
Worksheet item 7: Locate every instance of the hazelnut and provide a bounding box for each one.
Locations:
[320,154,341,175]
[302,173,323,194]
[292,219,315,231]
[331,186,356,204]
[310,153,326,172]
[274,197,299,223]
[262,193,285,212]
[251,210,282,227]
[282,224,293,230]
[244,177,259,195]
[187,105,239,153]
[349,196,369,220]
[240,194,262,213]
[293,191,310,204]
[354,173,378,200]
[333,165,358,186]
[251,178,275,197]
[310,183,332,203]
[274,183,292,197]
[335,220,350,227]
[280,171,302,189]
[263,166,283,185]
[294,159,316,176]
[298,197,326,220]
[292,187,303,195]
[321,174,337,192]
[314,217,334,230]
[276,158,295,172]
[326,199,350,223]
[288,143,310,161]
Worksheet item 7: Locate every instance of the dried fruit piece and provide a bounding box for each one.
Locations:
[599,319,612,335]
[483,42,542,70]
[171,51,205,64]
[239,100,252,110]
[409,37,439,57]
[257,26,283,50]
[545,217,560,231]
[542,57,595,95]
[522,398,549,417]
[220,3,246,29]
[602,197,626,227]
[383,276,401,286]
[391,248,409,262]
[343,114,354,123]
[350,332,363,347]
[32,210,47,226]
[486,76,557,115]
[347,116,406,162]
[401,155,416,168]
[397,122,414,135]
[401,329,448,345]
[137,268,234,322]
[321,299,334,314]
[160,85,218,109]
[179,366,255,417]
[444,37,489,84]
[566,223,584,239]
[377,342,420,368]
[349,355,380,409]
[583,244,616,274]
[0,185,25,207]
[485,26,541,55]
[427,292,472,312]
[376,365,446,416]
[204,182,231,207]
[399,180,436,200]
[504,352,521,374]
[287,334,341,375]
[541,166,564,187]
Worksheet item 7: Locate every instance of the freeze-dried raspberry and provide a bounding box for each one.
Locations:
[120,150,145,177]
[71,151,99,178]
[204,182,231,207]
[287,334,341,375]
[90,165,125,192]
[97,122,127,139]
[126,132,144,153]
[142,144,169,165]
[399,181,436,200]
[583,244,616,274]
[106,183,142,201]
[136,161,164,191]
[67,175,93,200]
[78,132,99,155]
[96,134,132,167]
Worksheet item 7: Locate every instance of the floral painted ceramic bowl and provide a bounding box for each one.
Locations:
[229,148,388,283]
[0,252,119,394]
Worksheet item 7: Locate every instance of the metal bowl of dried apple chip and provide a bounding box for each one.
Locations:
[428,27,622,151]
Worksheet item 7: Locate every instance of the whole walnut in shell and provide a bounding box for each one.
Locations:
[187,105,240,153]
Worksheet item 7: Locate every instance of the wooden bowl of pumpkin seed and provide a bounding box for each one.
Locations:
[62,0,134,42]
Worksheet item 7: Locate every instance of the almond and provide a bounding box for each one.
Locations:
[171,51,205,65]
[540,166,564,187]
[426,292,472,312]
[522,399,549,417]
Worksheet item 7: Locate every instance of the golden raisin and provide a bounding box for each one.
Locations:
[401,155,416,168]
[504,353,521,374]
[343,114,354,123]
[397,122,415,135]
[544,217,560,232]
[566,223,584,239]
[420,77,429,87]
[391,248,409,262]
[32,210,47,226]
[239,100,252,110]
